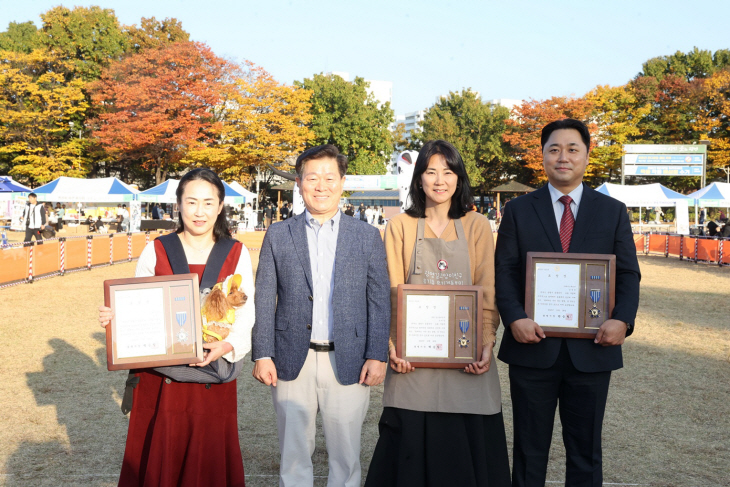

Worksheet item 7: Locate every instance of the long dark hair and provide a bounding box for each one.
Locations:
[405,140,474,219]
[176,168,231,241]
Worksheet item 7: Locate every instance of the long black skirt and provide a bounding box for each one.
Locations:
[365,407,511,487]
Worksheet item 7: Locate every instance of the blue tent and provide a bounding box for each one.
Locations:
[0,176,31,193]
[687,182,730,207]
[139,179,244,204]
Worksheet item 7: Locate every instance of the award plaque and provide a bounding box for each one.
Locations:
[525,252,616,338]
[104,274,205,370]
[396,284,483,368]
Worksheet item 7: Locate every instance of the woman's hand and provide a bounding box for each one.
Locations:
[389,347,415,374]
[464,342,494,375]
[98,306,113,328]
[194,340,234,367]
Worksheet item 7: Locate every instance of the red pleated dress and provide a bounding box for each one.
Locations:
[118,239,246,487]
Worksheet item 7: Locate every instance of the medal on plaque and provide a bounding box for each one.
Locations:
[589,289,601,318]
[176,311,189,342]
[458,319,470,348]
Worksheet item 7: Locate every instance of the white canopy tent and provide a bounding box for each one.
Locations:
[688,182,730,223]
[138,179,245,205]
[595,183,691,234]
[227,181,258,203]
[33,176,139,203]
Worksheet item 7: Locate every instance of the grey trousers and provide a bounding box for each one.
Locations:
[272,348,370,487]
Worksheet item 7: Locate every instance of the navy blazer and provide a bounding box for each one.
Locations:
[252,212,391,385]
[495,183,641,373]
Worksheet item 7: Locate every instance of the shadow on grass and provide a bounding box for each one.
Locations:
[4,334,126,486]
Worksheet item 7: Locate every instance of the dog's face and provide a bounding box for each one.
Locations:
[226,288,247,308]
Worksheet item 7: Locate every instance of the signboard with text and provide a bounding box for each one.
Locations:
[622,144,706,183]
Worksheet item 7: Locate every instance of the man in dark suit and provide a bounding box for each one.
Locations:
[252,144,390,487]
[495,119,641,487]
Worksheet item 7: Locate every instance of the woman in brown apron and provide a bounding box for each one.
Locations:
[366,140,510,486]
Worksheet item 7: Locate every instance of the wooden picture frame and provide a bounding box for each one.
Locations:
[104,274,204,370]
[396,284,483,368]
[525,252,616,338]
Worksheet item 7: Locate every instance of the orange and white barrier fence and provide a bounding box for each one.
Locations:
[640,232,729,266]
[0,230,267,288]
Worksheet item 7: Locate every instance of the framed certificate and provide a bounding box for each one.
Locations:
[525,252,616,338]
[104,274,205,370]
[396,284,483,368]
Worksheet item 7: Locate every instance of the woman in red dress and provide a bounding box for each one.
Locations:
[99,169,254,486]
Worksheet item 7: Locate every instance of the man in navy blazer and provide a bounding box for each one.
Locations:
[252,144,390,487]
[495,119,641,487]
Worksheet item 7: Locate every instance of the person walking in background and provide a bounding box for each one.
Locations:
[264,203,273,228]
[495,119,640,487]
[280,201,290,220]
[22,193,45,242]
[55,203,64,231]
[252,144,390,487]
[120,205,130,232]
[366,140,510,487]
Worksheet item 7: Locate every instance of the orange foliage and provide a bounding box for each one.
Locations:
[503,96,596,185]
[89,41,228,183]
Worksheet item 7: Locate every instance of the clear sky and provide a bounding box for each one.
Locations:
[2,0,729,115]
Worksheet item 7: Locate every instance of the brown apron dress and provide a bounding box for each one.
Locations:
[382,218,502,415]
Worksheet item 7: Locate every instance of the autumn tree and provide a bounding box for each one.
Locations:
[503,96,596,185]
[124,17,190,53]
[185,61,314,182]
[694,69,730,177]
[38,5,128,81]
[295,74,394,175]
[0,21,41,53]
[89,41,228,184]
[585,84,651,182]
[413,89,510,188]
[0,50,89,184]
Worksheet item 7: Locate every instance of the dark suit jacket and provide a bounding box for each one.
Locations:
[496,183,641,373]
[252,212,391,385]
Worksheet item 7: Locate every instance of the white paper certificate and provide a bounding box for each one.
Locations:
[405,294,450,358]
[533,263,580,327]
[114,288,168,358]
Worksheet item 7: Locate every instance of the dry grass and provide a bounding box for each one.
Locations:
[0,254,728,486]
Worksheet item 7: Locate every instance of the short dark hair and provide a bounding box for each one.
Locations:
[295,144,347,177]
[28,192,37,198]
[176,168,231,242]
[405,139,474,220]
[540,118,591,151]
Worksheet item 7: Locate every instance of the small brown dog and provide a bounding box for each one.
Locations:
[201,274,247,342]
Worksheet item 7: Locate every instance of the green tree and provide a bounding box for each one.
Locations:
[413,89,510,189]
[38,6,128,81]
[124,17,190,53]
[295,74,394,175]
[640,47,730,82]
[0,21,41,53]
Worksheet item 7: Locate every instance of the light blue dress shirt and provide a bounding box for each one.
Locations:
[304,209,341,342]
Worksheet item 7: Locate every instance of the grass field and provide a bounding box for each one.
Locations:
[0,253,728,486]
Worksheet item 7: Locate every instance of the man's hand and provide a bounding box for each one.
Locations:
[388,348,415,374]
[359,359,387,386]
[465,342,494,375]
[594,319,628,346]
[510,318,545,343]
[194,340,233,367]
[98,306,113,328]
[253,358,278,387]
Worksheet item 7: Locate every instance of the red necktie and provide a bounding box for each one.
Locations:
[558,195,574,253]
